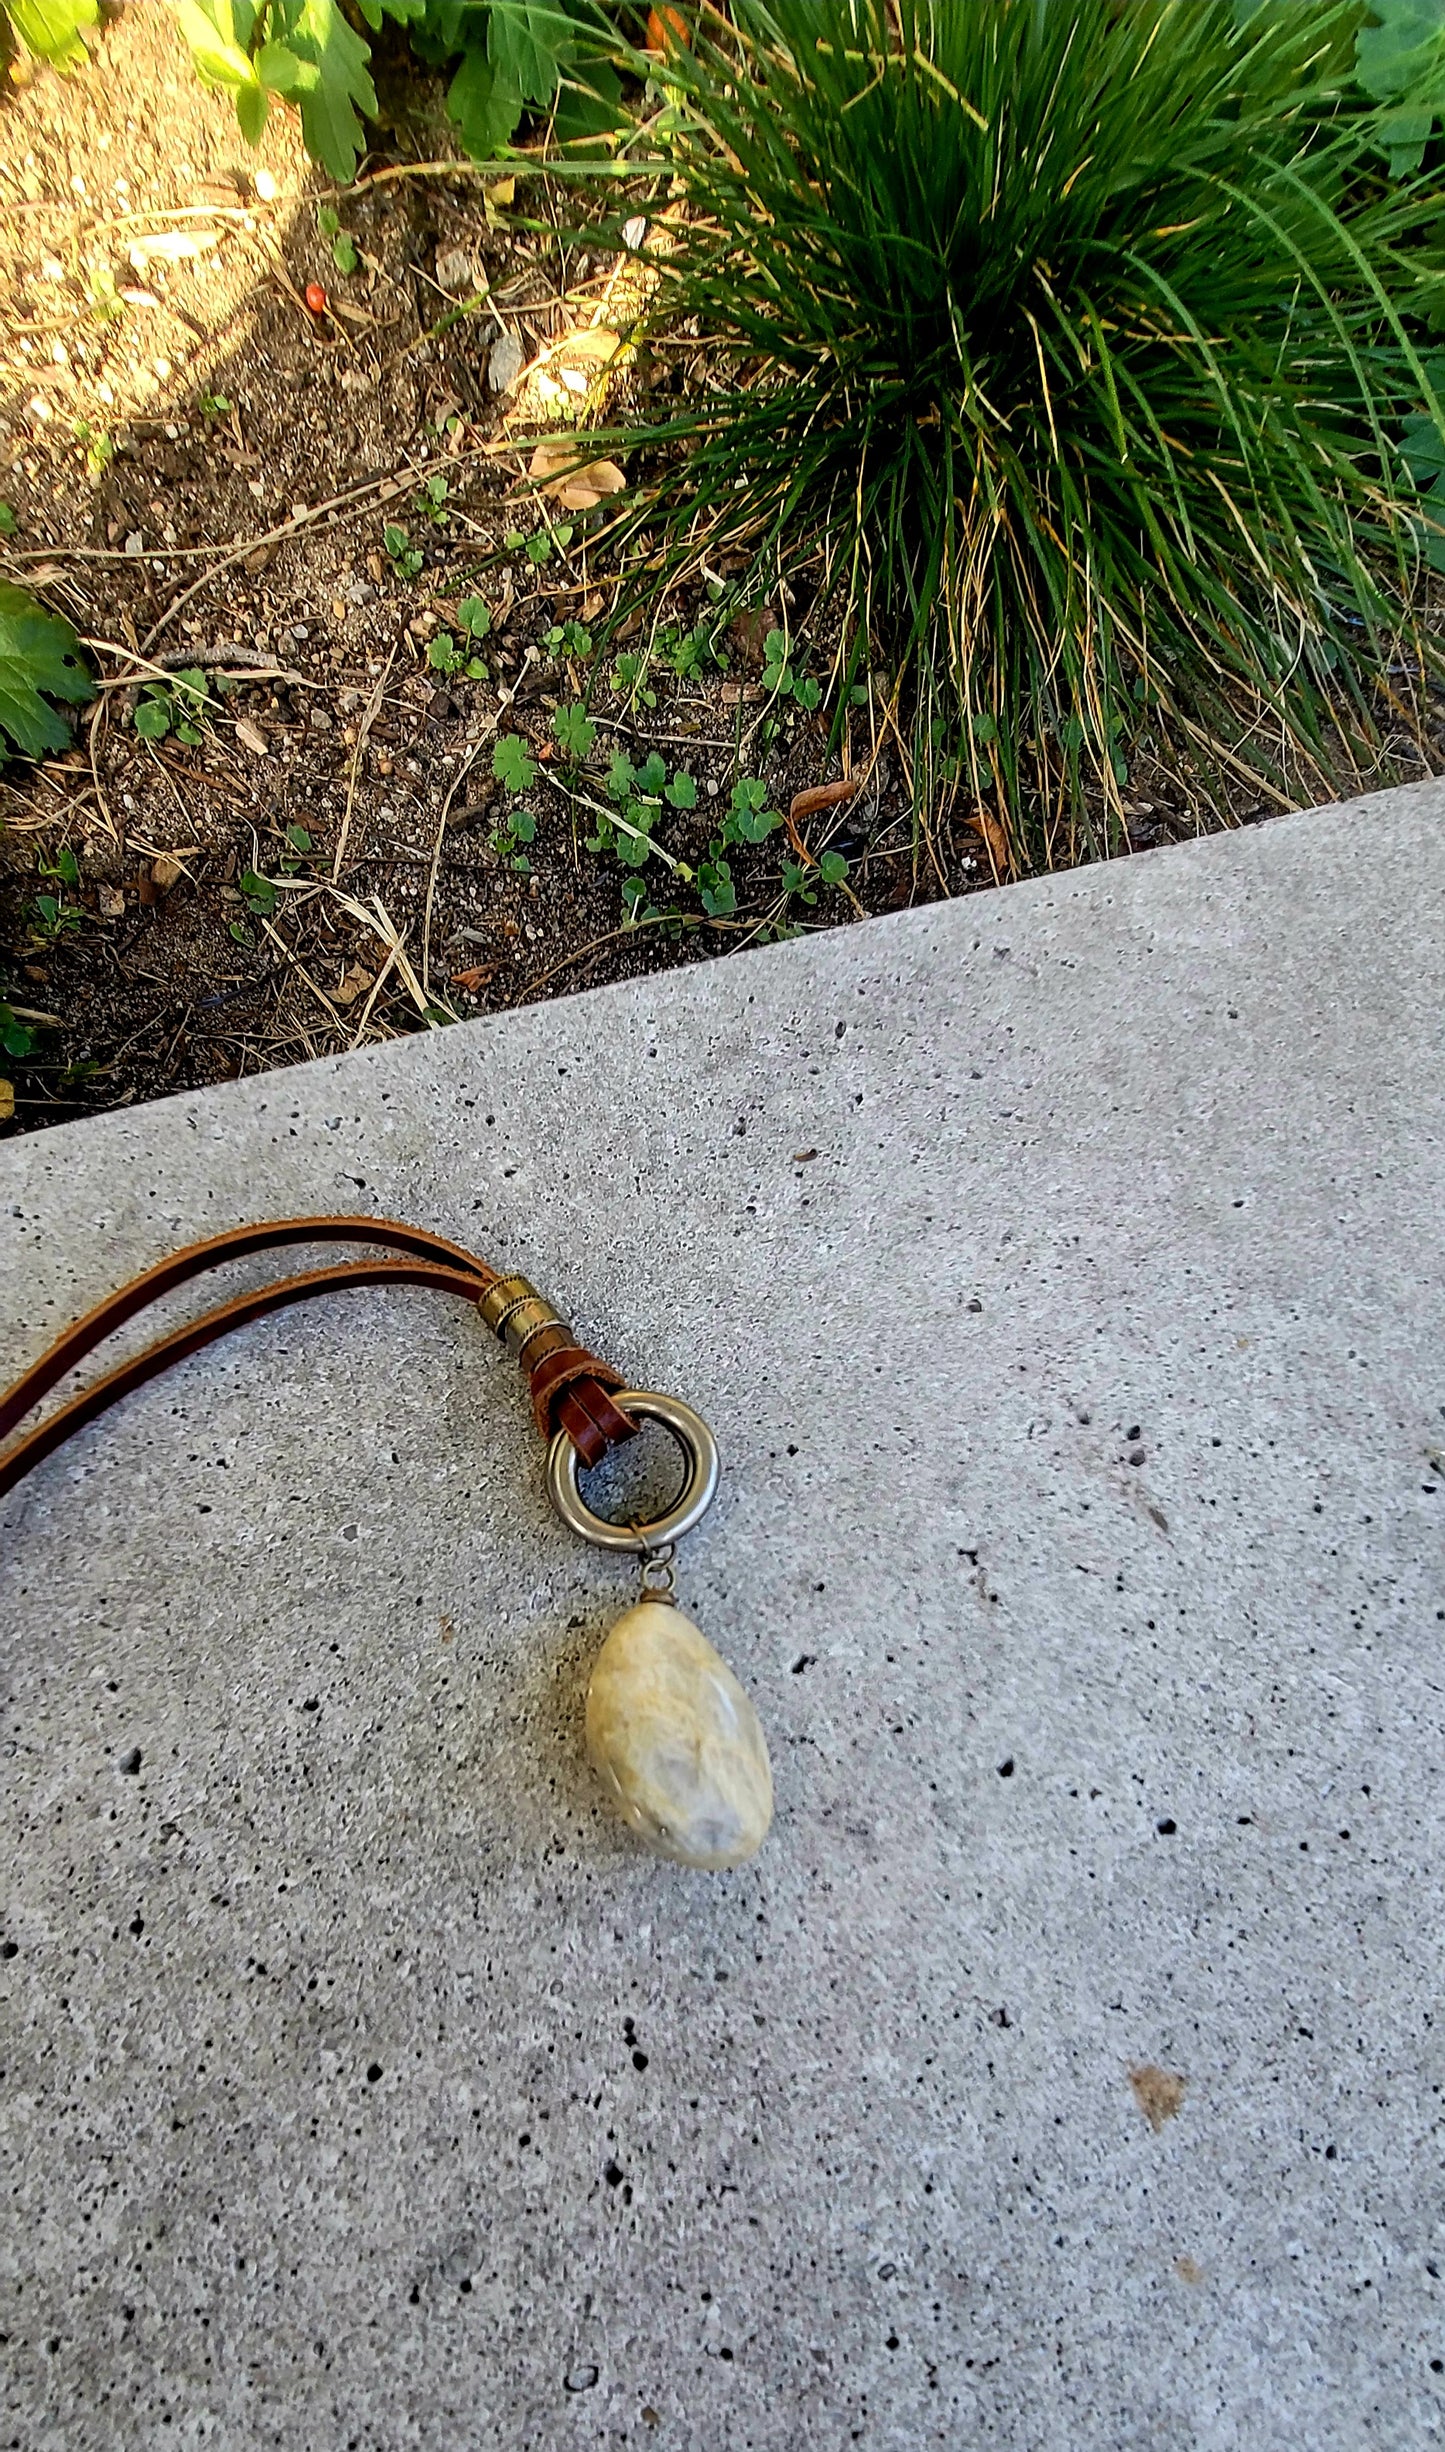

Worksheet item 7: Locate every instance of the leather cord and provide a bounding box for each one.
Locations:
[0,1216,496,1445]
[0,1216,637,1503]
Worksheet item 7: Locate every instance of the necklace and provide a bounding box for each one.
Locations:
[0,1215,772,1872]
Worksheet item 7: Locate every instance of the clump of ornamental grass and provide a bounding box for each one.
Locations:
[582,0,1445,864]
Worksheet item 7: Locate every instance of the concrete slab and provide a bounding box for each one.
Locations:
[1,787,1443,2452]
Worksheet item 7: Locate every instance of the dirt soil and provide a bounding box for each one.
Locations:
[0,7,1432,1136]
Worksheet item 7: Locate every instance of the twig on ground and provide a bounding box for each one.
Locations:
[332,642,398,884]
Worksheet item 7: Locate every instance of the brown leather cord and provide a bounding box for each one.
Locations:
[0,1260,485,1503]
[0,1216,637,1503]
[0,1215,497,1445]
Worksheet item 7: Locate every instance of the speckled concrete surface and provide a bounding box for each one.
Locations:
[2,788,1443,2452]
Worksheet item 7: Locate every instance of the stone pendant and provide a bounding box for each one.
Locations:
[585,1600,773,1870]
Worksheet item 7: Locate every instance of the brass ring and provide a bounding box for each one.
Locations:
[546,1390,720,1553]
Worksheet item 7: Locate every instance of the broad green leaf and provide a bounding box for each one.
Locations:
[8,0,97,66]
[269,0,378,182]
[409,0,471,65]
[488,0,572,107]
[169,0,263,91]
[239,869,276,915]
[134,698,171,739]
[447,45,524,157]
[458,594,492,638]
[492,733,537,792]
[1401,410,1445,483]
[552,702,596,759]
[0,583,93,759]
[257,39,306,93]
[355,0,427,24]
[665,772,697,807]
[553,57,623,150]
[236,79,270,142]
[1356,0,1445,102]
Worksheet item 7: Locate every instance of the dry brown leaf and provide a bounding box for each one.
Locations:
[330,962,375,1008]
[527,441,627,512]
[789,778,858,827]
[0,1081,13,1123]
[150,852,184,892]
[233,717,270,757]
[970,807,1012,878]
[450,962,500,994]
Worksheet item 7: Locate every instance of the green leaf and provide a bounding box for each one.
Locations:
[665,772,697,808]
[285,824,313,854]
[274,0,379,183]
[553,702,596,759]
[239,870,277,915]
[0,505,17,537]
[0,582,94,758]
[1,1004,37,1059]
[8,0,98,68]
[133,698,171,740]
[492,733,537,792]
[354,0,427,24]
[317,204,341,235]
[636,750,667,796]
[458,594,492,638]
[699,857,736,915]
[726,776,779,844]
[817,849,850,885]
[447,45,525,158]
[169,0,263,90]
[487,0,572,107]
[511,810,536,843]
[235,79,271,143]
[257,39,306,93]
[553,57,624,151]
[606,750,636,801]
[1402,411,1445,484]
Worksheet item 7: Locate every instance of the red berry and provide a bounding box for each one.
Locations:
[304,281,328,316]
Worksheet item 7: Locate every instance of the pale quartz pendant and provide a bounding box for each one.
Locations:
[585,1600,773,1870]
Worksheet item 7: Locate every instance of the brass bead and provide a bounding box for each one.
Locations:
[477,1273,539,1336]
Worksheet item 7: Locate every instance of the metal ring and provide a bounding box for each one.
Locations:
[546,1390,720,1553]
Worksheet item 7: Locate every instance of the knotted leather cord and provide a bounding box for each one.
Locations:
[0,1216,638,1504]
